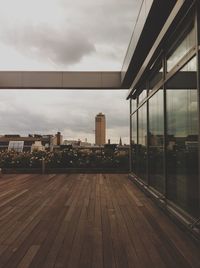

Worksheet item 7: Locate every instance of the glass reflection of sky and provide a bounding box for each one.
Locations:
[167,26,195,72]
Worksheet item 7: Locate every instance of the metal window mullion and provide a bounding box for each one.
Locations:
[130,48,196,116]
[130,99,132,173]
[195,0,200,215]
[165,46,196,80]
[136,97,139,175]
[136,97,139,146]
[163,53,168,200]
[146,81,150,186]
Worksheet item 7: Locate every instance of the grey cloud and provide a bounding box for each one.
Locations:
[0,105,128,137]
[0,24,95,66]
[0,109,56,134]
[59,0,142,61]
[48,90,129,128]
[0,90,129,142]
[0,108,91,135]
[0,0,138,141]
[60,0,142,43]
[0,0,142,66]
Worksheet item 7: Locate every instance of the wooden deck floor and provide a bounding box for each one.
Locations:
[0,173,199,268]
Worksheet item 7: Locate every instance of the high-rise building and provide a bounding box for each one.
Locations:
[52,132,63,146]
[95,113,106,145]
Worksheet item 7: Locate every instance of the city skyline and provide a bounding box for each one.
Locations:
[0,0,142,145]
[0,90,129,144]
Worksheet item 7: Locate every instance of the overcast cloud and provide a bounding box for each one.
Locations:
[0,0,142,143]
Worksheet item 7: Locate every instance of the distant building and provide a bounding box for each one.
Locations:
[80,141,92,147]
[63,140,80,146]
[0,134,53,152]
[51,132,63,146]
[95,113,106,145]
[8,141,24,152]
[0,136,42,152]
[63,139,91,147]
[31,141,45,152]
[119,137,122,146]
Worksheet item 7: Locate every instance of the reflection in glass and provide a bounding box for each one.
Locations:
[181,56,196,72]
[149,58,163,93]
[166,57,199,217]
[149,90,164,193]
[138,90,147,105]
[167,26,195,72]
[132,99,137,113]
[137,103,147,182]
[131,113,137,174]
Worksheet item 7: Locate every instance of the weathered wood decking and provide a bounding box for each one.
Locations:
[0,173,199,268]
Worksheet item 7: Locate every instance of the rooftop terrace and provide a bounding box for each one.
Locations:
[0,173,199,268]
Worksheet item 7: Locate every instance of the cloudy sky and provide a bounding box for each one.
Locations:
[0,0,142,143]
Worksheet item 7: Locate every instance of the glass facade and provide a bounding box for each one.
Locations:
[130,11,199,220]
[131,112,137,173]
[166,57,199,217]
[149,60,163,93]
[167,25,196,72]
[137,103,147,182]
[149,90,164,193]
[138,89,147,104]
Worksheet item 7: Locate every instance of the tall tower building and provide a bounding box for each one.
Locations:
[95,113,106,145]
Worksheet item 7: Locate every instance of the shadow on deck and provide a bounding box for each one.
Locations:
[0,173,199,268]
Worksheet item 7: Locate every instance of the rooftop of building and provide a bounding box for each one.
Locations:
[96,112,105,116]
[0,173,199,267]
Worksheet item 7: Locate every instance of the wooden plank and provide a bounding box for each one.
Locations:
[116,174,170,268]
[106,174,145,268]
[0,173,198,268]
[100,174,116,268]
[17,245,40,268]
[66,175,92,268]
[143,197,200,267]
[91,175,104,268]
[41,175,82,267]
[50,175,89,268]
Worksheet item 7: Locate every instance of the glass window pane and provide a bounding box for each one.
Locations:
[132,99,137,113]
[166,56,199,217]
[8,141,24,152]
[137,103,147,182]
[167,26,195,72]
[149,59,163,93]
[131,113,137,173]
[138,90,147,104]
[149,90,164,193]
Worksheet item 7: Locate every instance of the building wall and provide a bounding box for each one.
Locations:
[52,132,63,146]
[130,4,200,220]
[95,113,106,145]
[0,135,52,152]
